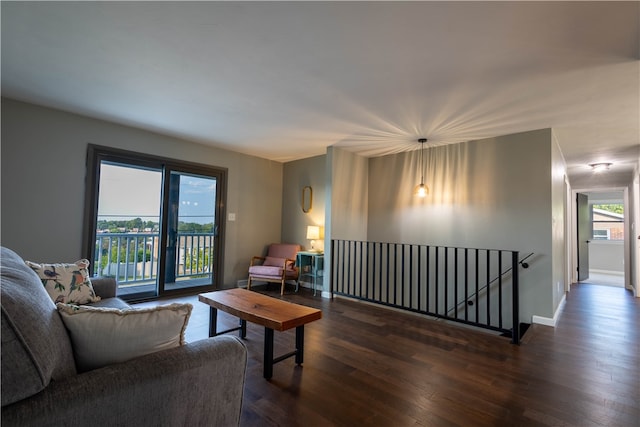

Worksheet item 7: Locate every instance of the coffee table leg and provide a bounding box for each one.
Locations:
[208,307,218,337]
[295,325,304,364]
[240,319,247,338]
[264,327,274,379]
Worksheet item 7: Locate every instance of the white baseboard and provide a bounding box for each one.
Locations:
[589,269,624,276]
[298,281,332,299]
[239,278,331,297]
[531,315,555,327]
[532,293,566,327]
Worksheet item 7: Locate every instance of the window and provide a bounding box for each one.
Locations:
[592,204,624,241]
[83,145,227,301]
[592,229,610,240]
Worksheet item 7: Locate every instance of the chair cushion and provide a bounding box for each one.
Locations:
[249,265,283,277]
[1,247,77,407]
[264,256,296,270]
[24,259,100,305]
[57,303,192,372]
[263,256,285,267]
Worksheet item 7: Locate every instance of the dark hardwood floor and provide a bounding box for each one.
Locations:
[136,282,639,426]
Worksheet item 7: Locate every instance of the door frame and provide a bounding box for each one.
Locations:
[570,186,629,290]
[633,172,640,297]
[576,192,590,282]
[83,144,228,300]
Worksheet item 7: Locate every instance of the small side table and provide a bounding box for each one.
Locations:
[296,251,324,296]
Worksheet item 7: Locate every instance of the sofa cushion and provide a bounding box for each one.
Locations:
[88,297,131,310]
[25,259,100,305]
[1,247,77,407]
[57,303,192,372]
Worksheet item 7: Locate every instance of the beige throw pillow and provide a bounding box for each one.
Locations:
[25,259,100,304]
[57,303,192,372]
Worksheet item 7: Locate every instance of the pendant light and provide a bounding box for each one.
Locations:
[413,138,429,197]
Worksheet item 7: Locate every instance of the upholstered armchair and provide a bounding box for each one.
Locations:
[247,243,301,295]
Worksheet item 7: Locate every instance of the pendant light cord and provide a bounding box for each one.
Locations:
[418,138,427,184]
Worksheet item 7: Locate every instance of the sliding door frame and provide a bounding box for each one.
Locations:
[83,144,227,300]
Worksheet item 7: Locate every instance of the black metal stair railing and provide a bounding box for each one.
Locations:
[445,252,533,318]
[331,240,532,344]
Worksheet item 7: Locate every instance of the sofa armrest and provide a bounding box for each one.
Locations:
[1,336,247,427]
[90,276,117,299]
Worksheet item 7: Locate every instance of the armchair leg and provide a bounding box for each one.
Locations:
[280,280,285,295]
[247,277,252,290]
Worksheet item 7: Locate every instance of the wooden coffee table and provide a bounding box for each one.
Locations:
[198,288,322,379]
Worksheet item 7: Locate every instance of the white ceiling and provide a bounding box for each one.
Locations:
[2,1,639,188]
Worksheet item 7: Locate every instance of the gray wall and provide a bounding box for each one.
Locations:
[1,98,283,286]
[328,147,369,241]
[281,155,326,251]
[323,147,369,294]
[4,97,570,320]
[589,241,624,273]
[366,129,558,320]
[279,130,565,320]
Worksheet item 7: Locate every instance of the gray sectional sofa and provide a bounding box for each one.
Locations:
[1,246,247,426]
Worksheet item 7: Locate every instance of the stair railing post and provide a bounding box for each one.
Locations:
[512,251,520,345]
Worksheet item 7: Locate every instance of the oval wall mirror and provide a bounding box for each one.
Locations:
[302,186,313,213]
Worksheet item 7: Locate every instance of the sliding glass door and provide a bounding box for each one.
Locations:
[94,162,163,298]
[84,145,226,301]
[163,171,218,292]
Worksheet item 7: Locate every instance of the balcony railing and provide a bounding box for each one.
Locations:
[94,232,214,284]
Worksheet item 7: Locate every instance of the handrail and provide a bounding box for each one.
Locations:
[446,252,533,316]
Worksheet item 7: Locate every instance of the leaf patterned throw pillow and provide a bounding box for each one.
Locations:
[25,259,101,305]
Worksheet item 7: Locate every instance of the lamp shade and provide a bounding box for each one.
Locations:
[414,183,429,198]
[306,225,320,240]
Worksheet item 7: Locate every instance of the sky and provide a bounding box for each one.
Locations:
[98,164,216,224]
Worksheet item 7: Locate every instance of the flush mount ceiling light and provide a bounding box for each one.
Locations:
[413,138,429,198]
[589,162,612,173]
